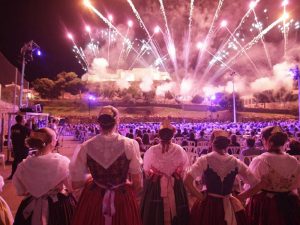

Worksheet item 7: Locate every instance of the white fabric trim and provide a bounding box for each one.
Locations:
[13,153,70,198]
[143,143,189,176]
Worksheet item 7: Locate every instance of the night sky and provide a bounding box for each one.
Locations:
[0,0,133,82]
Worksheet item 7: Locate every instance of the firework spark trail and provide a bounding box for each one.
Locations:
[212,17,283,80]
[225,26,260,74]
[117,27,130,69]
[184,0,195,73]
[194,0,224,76]
[252,10,272,68]
[159,0,171,39]
[203,1,260,78]
[283,2,288,56]
[70,36,89,69]
[201,47,241,78]
[159,0,178,75]
[127,0,169,73]
[108,26,111,65]
[88,3,150,67]
[129,34,156,69]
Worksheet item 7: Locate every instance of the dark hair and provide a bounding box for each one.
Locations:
[231,134,237,143]
[289,140,300,152]
[142,133,150,145]
[159,128,174,141]
[261,126,288,153]
[26,128,52,150]
[97,114,116,130]
[213,136,230,150]
[200,131,205,137]
[15,115,23,123]
[246,138,255,147]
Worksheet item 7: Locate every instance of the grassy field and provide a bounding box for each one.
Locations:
[44,104,297,121]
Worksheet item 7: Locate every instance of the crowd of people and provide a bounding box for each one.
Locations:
[1,106,300,225]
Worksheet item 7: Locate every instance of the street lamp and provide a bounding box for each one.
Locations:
[230,71,237,123]
[19,40,41,108]
[291,64,300,122]
[88,95,96,116]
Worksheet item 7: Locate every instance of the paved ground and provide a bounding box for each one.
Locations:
[0,136,80,216]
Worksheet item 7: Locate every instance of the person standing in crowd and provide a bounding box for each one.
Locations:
[247,126,300,225]
[141,120,190,225]
[0,175,13,225]
[286,139,300,155]
[13,128,76,225]
[185,130,261,225]
[8,115,30,180]
[70,106,143,225]
[241,138,263,156]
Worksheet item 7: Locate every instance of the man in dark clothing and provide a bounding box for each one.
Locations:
[7,115,30,180]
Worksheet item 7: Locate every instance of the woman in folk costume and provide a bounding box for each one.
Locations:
[13,128,76,225]
[185,129,261,225]
[0,175,13,225]
[70,106,143,225]
[247,126,300,225]
[141,120,190,225]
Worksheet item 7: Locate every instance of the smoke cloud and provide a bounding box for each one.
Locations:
[80,0,300,98]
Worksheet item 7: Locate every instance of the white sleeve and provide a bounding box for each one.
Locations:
[188,156,208,179]
[0,176,4,192]
[236,159,259,186]
[180,147,190,171]
[143,147,153,172]
[249,156,269,181]
[69,144,90,182]
[125,139,143,174]
[12,164,27,195]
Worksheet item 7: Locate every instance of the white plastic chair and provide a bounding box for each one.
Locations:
[188,141,196,147]
[197,141,209,147]
[228,146,241,155]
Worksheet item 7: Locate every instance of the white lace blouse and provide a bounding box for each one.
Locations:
[189,152,258,186]
[13,153,70,198]
[143,143,189,176]
[249,152,300,192]
[70,133,142,182]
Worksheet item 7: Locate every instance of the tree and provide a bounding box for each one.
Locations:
[191,95,204,104]
[253,90,273,108]
[143,90,156,103]
[54,72,87,97]
[32,78,59,99]
[165,91,174,100]
[218,93,243,110]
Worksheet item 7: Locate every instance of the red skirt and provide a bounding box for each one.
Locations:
[247,191,300,225]
[71,180,142,225]
[189,195,248,225]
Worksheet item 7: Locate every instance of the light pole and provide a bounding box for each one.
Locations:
[291,65,300,122]
[231,71,237,123]
[19,40,40,108]
[88,95,96,117]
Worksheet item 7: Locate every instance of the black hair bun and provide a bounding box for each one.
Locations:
[159,128,174,141]
[213,136,230,150]
[26,138,45,149]
[97,114,116,130]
